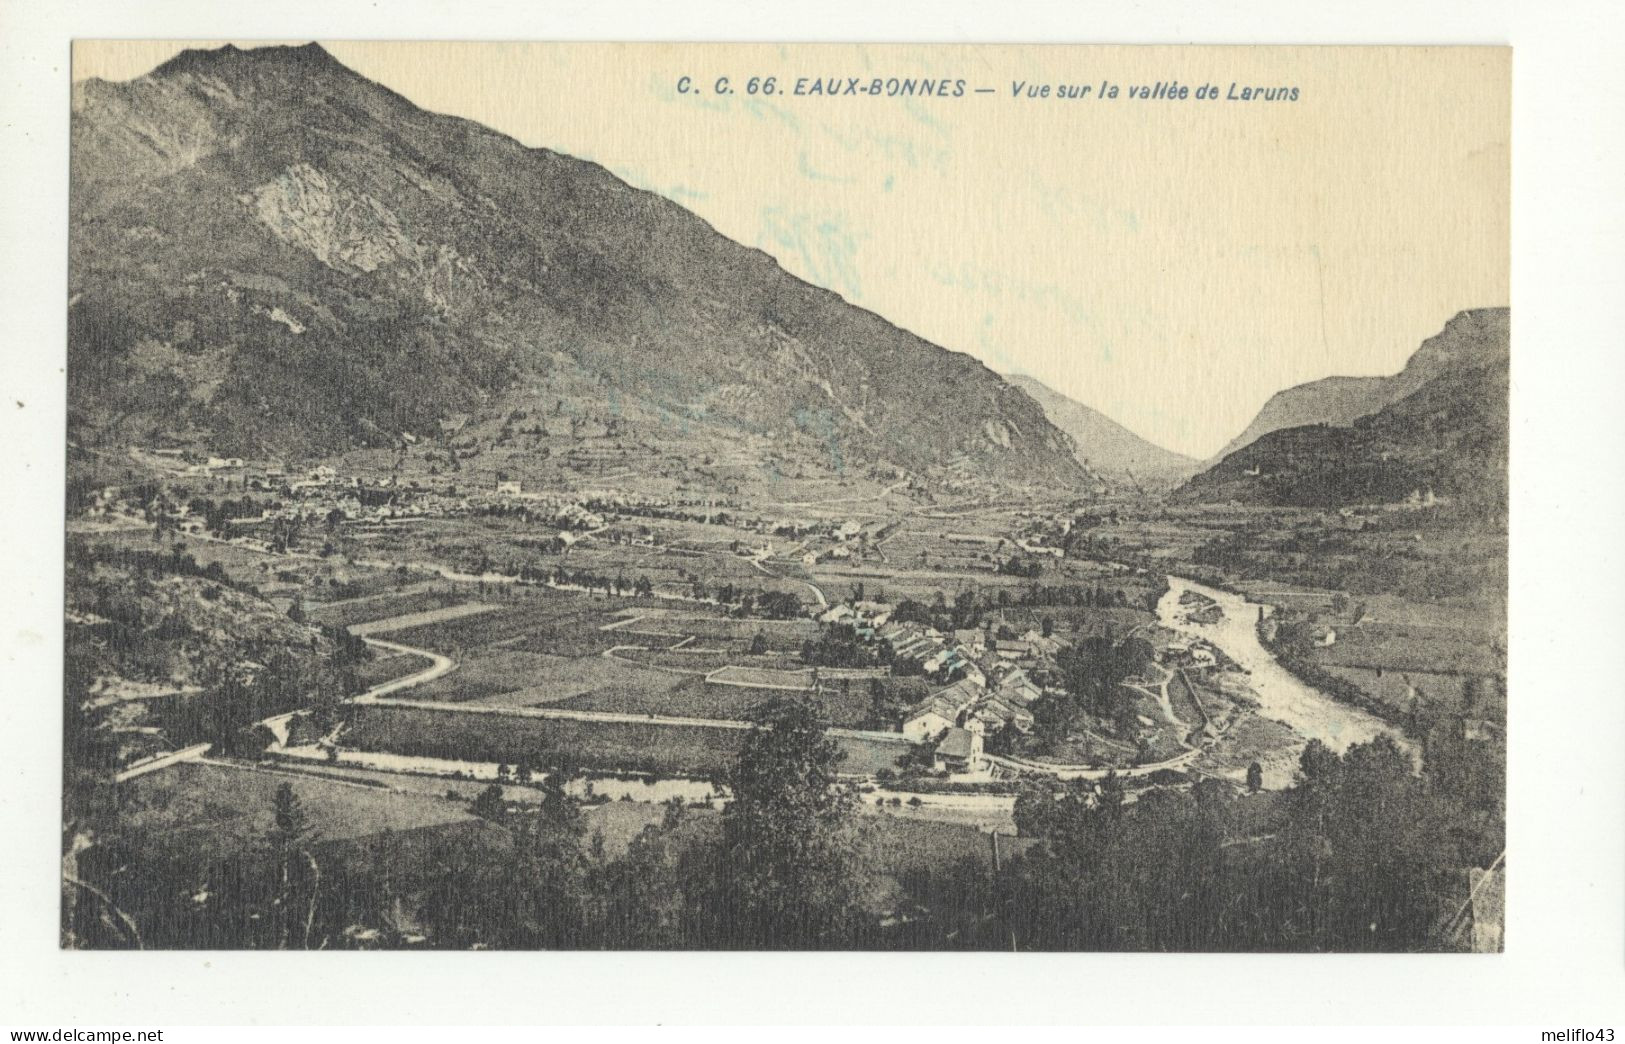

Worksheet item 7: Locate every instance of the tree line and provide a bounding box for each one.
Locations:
[67,692,1494,952]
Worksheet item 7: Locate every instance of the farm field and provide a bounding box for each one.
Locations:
[1311,624,1502,676]
[1321,665,1502,719]
[119,759,477,855]
[409,649,622,705]
[558,675,873,727]
[342,704,913,779]
[349,601,500,637]
[354,652,431,690]
[619,612,819,645]
[476,656,692,708]
[344,703,751,777]
[1167,668,1208,733]
[384,592,643,654]
[306,587,461,630]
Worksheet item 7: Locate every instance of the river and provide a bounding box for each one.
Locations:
[1157,575,1410,759]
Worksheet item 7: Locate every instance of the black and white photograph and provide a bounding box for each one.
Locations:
[58,39,1513,954]
[4,2,1624,1029]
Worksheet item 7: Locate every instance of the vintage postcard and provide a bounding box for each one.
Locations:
[63,41,1508,952]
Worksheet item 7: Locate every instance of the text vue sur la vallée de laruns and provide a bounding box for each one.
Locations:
[675,76,1301,102]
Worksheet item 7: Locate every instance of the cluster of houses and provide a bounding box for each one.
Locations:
[107,451,619,544]
[793,519,868,566]
[814,598,1076,775]
[898,658,1053,774]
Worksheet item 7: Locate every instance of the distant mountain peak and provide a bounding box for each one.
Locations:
[1179,307,1509,509]
[1206,306,1510,465]
[152,42,345,79]
[1004,373,1198,489]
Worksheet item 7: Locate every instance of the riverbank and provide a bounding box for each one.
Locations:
[1158,575,1414,764]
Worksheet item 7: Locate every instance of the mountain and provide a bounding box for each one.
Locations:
[1179,308,1508,510]
[1208,308,1512,464]
[69,43,1088,489]
[1003,374,1198,489]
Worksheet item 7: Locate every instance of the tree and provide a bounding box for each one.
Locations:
[1297,738,1339,782]
[1276,734,1456,951]
[472,784,507,823]
[271,782,309,850]
[268,783,319,949]
[687,697,875,948]
[1246,761,1264,793]
[1056,636,1149,727]
[536,771,580,834]
[1096,770,1126,823]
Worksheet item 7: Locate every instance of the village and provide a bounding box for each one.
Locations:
[74,443,1261,790]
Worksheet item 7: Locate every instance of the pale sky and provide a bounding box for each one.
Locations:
[74,42,1509,458]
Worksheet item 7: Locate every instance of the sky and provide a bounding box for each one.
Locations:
[74,42,1509,459]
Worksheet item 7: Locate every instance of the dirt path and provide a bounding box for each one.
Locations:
[352,637,455,702]
[1126,663,1186,731]
[348,601,499,637]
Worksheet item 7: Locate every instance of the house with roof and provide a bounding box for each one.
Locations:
[925,645,982,682]
[993,639,1035,662]
[1003,677,1044,705]
[819,604,857,626]
[903,694,961,742]
[901,677,984,742]
[958,660,987,689]
[995,665,1031,688]
[933,724,985,773]
[889,633,942,668]
[1020,630,1067,657]
[969,696,1034,734]
[935,677,984,711]
[921,647,954,675]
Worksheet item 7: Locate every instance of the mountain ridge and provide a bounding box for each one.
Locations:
[1180,308,1509,510]
[1002,373,1198,489]
[69,43,1090,490]
[1207,308,1511,464]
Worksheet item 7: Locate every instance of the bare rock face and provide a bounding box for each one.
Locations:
[246,163,417,275]
[69,43,1091,489]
